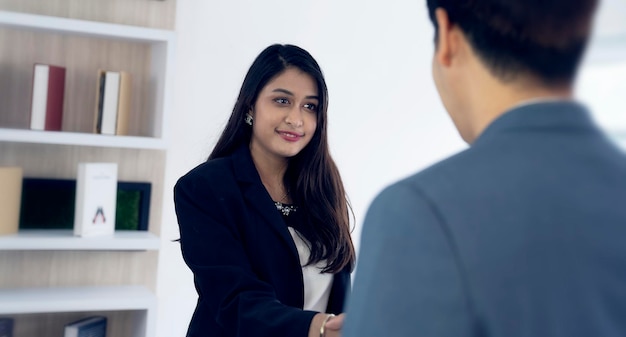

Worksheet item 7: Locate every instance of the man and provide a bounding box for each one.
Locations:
[341,0,626,336]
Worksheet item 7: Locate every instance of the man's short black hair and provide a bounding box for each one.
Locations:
[427,0,598,86]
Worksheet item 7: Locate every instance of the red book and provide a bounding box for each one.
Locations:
[30,64,66,131]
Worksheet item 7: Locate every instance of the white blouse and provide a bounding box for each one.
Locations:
[287,227,334,312]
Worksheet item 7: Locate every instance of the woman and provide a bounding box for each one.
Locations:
[174,44,355,337]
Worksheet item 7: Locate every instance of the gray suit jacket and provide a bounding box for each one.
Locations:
[344,101,626,337]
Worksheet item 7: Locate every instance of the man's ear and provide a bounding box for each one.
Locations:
[434,8,455,68]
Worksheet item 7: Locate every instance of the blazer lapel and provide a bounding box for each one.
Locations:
[231,146,301,262]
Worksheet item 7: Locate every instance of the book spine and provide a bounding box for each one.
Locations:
[30,64,49,130]
[94,70,105,133]
[45,65,66,131]
[115,71,132,135]
[0,167,23,236]
[100,72,121,135]
[0,317,14,337]
[30,64,65,131]
[64,316,107,337]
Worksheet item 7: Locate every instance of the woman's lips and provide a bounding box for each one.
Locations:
[277,130,303,142]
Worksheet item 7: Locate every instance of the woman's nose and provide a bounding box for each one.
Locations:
[285,107,303,127]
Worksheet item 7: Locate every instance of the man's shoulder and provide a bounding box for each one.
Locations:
[394,148,478,190]
[370,148,475,207]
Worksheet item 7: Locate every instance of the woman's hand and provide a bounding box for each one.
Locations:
[323,313,344,336]
[309,313,345,337]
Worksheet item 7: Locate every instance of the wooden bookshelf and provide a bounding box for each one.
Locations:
[0,2,176,336]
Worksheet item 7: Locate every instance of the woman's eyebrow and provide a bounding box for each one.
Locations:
[272,88,319,100]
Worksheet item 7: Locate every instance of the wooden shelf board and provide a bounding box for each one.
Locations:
[0,285,156,314]
[0,229,160,251]
[0,10,175,43]
[0,128,166,150]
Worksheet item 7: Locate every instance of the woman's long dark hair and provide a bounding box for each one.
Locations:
[209,44,355,273]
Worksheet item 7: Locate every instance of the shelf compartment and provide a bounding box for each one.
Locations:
[0,10,175,141]
[0,285,156,337]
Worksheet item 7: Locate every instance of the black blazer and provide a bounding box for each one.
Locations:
[174,145,350,337]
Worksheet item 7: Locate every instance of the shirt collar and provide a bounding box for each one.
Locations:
[473,100,598,146]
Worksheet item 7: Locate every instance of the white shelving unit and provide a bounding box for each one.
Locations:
[0,7,175,337]
[0,285,157,337]
[0,230,160,251]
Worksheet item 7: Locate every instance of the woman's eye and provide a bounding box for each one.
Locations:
[304,103,317,112]
[274,98,289,105]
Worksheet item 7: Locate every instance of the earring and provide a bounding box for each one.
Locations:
[245,113,253,126]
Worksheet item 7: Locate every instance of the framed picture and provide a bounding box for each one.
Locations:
[19,178,151,231]
[117,181,151,231]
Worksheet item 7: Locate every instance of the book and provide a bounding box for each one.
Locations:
[30,64,66,131]
[73,163,118,237]
[64,316,106,337]
[0,167,23,236]
[116,71,132,135]
[94,70,131,135]
[0,317,14,337]
[99,71,119,135]
[20,178,151,231]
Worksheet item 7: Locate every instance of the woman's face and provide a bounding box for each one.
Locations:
[249,67,319,162]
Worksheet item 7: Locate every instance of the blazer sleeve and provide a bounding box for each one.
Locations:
[174,171,316,337]
[343,182,474,337]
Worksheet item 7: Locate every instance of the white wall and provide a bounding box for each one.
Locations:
[156,1,626,336]
[577,0,626,150]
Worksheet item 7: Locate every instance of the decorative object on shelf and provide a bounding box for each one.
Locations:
[0,167,23,236]
[115,181,151,230]
[0,317,14,337]
[74,163,118,237]
[30,64,66,131]
[20,178,151,231]
[20,178,74,230]
[64,316,106,337]
[94,70,131,135]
